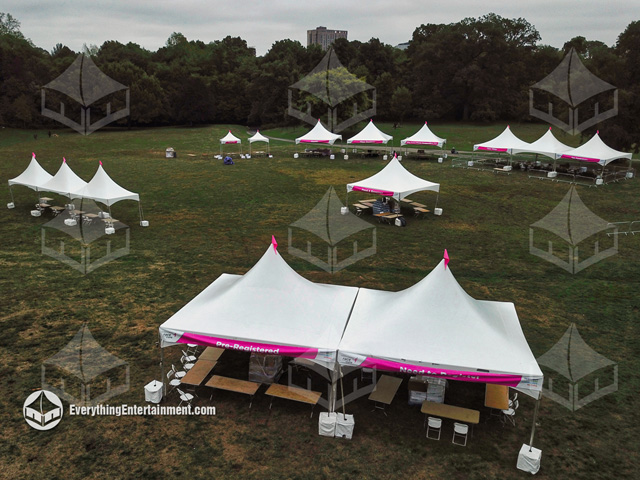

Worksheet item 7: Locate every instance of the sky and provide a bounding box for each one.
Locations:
[4,1,637,56]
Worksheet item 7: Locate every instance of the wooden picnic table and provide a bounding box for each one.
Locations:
[265,384,322,417]
[374,213,402,224]
[180,360,217,387]
[199,347,225,362]
[410,202,426,208]
[205,375,261,407]
[368,375,402,414]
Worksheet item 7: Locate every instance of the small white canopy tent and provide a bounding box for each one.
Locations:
[400,122,446,148]
[346,154,440,202]
[72,162,144,223]
[220,130,242,155]
[39,158,87,198]
[473,125,531,153]
[159,241,359,369]
[559,131,632,166]
[337,257,543,398]
[510,127,573,160]
[295,120,342,145]
[248,130,270,155]
[346,119,393,145]
[8,153,53,205]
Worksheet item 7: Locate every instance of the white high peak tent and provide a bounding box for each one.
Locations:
[159,240,359,369]
[248,130,270,155]
[40,158,87,198]
[220,130,242,155]
[295,119,342,145]
[346,119,393,145]
[511,127,573,160]
[559,131,632,166]
[8,152,53,206]
[346,154,440,201]
[473,125,531,154]
[401,122,446,148]
[72,162,145,223]
[337,257,543,399]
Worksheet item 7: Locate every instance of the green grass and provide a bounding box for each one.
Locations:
[1,124,639,479]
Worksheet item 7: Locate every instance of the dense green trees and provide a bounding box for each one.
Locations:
[0,12,638,151]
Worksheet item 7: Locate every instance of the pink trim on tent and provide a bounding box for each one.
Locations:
[224,141,238,144]
[300,139,330,143]
[351,186,395,196]
[350,140,384,144]
[404,141,439,145]
[177,332,319,358]
[560,154,599,162]
[477,146,508,152]
[359,357,523,387]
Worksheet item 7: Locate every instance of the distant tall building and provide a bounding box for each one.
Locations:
[307,26,348,50]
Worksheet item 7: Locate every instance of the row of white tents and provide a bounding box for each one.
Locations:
[220,130,270,155]
[474,126,632,166]
[295,120,446,148]
[160,241,543,407]
[8,154,145,223]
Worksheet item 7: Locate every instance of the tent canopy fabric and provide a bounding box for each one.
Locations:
[347,120,393,144]
[248,130,270,144]
[159,245,359,368]
[337,259,543,398]
[346,155,440,200]
[295,120,342,145]
[559,132,632,166]
[8,153,53,191]
[473,126,531,153]
[511,128,573,159]
[400,122,446,148]
[40,159,87,197]
[220,131,241,144]
[72,164,139,206]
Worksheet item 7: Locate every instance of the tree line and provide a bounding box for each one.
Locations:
[0,12,638,151]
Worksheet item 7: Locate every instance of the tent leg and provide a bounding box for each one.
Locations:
[9,185,15,204]
[528,396,541,450]
[328,364,339,413]
[159,332,166,397]
[138,202,144,222]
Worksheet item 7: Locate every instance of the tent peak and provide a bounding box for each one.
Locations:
[271,235,278,254]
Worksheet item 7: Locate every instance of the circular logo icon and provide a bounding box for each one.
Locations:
[23,390,63,431]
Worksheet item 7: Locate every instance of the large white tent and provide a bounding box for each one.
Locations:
[346,155,440,201]
[159,242,359,368]
[220,130,242,155]
[346,119,393,145]
[400,122,446,148]
[510,127,573,160]
[248,130,270,155]
[8,153,53,205]
[473,126,531,153]
[40,158,87,198]
[559,131,632,166]
[338,258,543,399]
[295,120,342,145]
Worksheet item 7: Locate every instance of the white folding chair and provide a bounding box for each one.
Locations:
[509,392,518,408]
[186,344,199,356]
[452,422,468,446]
[502,399,519,426]
[181,349,196,363]
[176,388,194,408]
[181,354,194,371]
[172,364,186,379]
[166,368,181,394]
[426,417,442,440]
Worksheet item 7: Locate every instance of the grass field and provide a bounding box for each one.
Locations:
[1,122,639,480]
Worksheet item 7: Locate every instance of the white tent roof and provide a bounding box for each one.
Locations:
[559,131,632,166]
[248,130,270,144]
[347,120,393,144]
[72,163,139,205]
[511,128,573,159]
[400,122,446,148]
[220,131,241,144]
[338,259,543,397]
[295,120,342,145]
[159,243,359,367]
[40,159,87,197]
[346,155,440,200]
[8,153,53,190]
[473,126,531,153]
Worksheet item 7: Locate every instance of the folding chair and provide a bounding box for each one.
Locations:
[176,388,194,408]
[172,364,186,379]
[502,399,519,426]
[181,354,194,371]
[426,417,442,440]
[166,368,181,395]
[452,422,469,446]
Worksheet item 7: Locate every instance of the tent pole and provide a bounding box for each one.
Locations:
[9,185,15,204]
[329,363,338,413]
[159,331,166,397]
[528,396,541,450]
[434,192,440,210]
[138,201,144,223]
